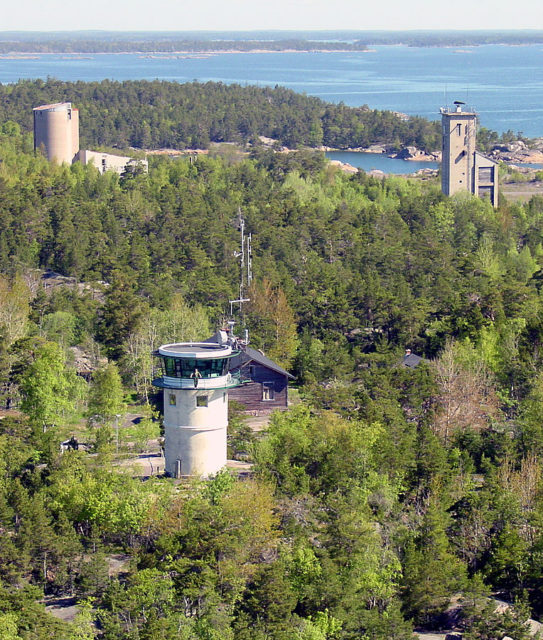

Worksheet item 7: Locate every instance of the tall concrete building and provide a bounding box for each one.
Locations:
[153,342,240,477]
[33,102,79,164]
[440,103,498,207]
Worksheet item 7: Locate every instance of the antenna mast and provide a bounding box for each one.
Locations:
[247,232,253,287]
[229,210,252,317]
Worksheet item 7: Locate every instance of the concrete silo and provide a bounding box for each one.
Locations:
[33,102,79,164]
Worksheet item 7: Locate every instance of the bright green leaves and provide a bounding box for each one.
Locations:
[20,341,73,431]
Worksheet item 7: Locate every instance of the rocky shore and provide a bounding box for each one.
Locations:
[487,139,543,164]
[334,144,441,162]
[344,139,543,165]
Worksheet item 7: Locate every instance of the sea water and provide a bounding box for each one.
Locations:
[325,150,438,174]
[2,45,543,136]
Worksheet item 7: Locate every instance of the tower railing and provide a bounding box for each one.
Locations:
[153,371,242,390]
[440,105,477,115]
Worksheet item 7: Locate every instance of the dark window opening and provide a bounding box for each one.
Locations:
[196,395,208,407]
[478,186,493,200]
[262,382,275,401]
[478,167,493,182]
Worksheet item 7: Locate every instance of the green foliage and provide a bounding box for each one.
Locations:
[87,362,125,425]
[462,598,532,640]
[2,86,543,639]
[401,498,467,625]
[0,78,440,152]
[41,310,78,349]
[20,340,74,431]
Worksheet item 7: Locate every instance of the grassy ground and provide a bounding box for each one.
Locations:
[501,180,543,203]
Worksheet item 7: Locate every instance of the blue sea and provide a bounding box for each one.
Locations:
[325,151,438,174]
[2,45,543,172]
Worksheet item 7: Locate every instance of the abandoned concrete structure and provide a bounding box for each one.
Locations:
[33,102,147,175]
[440,103,498,207]
[33,102,79,165]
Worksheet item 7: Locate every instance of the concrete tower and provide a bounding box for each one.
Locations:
[33,102,79,164]
[152,342,239,477]
[441,103,477,197]
[440,103,498,207]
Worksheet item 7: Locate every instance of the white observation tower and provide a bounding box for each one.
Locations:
[152,342,240,477]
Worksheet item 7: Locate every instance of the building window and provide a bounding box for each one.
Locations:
[457,124,462,136]
[223,392,226,403]
[478,186,493,200]
[478,167,493,182]
[196,395,208,407]
[169,394,176,406]
[249,365,256,377]
[262,382,275,401]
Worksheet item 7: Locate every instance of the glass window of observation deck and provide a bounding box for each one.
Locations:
[162,357,228,378]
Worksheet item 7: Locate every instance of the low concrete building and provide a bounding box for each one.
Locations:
[76,150,148,175]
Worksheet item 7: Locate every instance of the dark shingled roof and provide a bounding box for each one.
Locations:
[231,345,295,379]
[204,332,294,379]
[402,352,423,368]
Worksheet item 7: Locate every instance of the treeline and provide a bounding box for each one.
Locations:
[1,125,543,638]
[0,78,441,151]
[2,30,543,50]
[354,30,543,47]
[0,38,368,53]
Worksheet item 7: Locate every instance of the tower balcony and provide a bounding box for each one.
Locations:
[152,371,242,390]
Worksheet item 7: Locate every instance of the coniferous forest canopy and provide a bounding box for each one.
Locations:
[1,80,543,639]
[0,78,442,151]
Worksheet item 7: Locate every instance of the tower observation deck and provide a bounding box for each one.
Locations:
[152,342,240,477]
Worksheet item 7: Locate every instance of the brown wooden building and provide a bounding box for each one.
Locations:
[202,331,294,413]
[228,346,294,413]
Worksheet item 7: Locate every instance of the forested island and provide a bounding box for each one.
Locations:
[0,38,368,54]
[1,30,543,52]
[1,96,543,638]
[0,78,440,152]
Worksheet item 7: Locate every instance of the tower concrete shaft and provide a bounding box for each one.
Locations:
[33,102,79,164]
[441,106,477,197]
[440,104,498,207]
[153,343,240,477]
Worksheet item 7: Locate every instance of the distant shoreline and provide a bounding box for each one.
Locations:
[0,49,371,56]
[1,42,542,55]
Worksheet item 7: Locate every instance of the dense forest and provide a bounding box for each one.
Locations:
[0,78,442,152]
[1,116,543,640]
